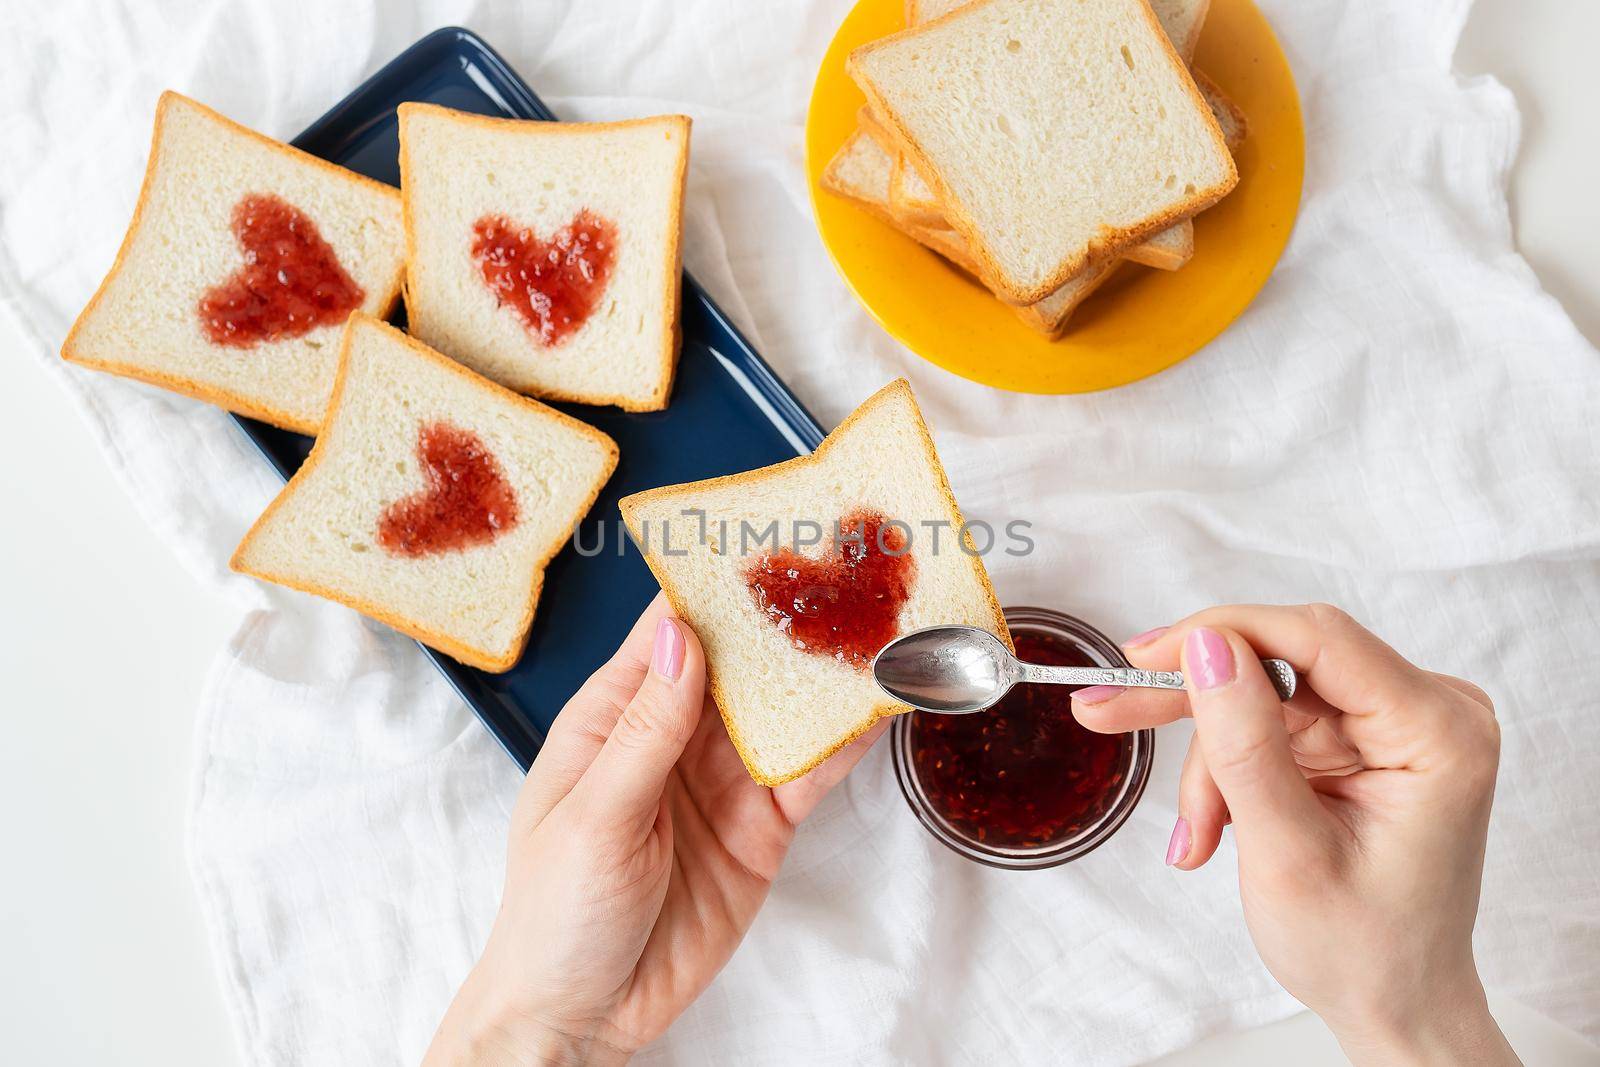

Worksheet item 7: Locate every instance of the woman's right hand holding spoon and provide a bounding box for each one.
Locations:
[1072,604,1520,1066]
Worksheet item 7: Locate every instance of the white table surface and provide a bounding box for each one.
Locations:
[2,2,1596,1063]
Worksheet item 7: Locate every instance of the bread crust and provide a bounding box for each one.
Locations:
[846,0,1238,305]
[1165,0,1213,63]
[230,312,619,673]
[858,107,946,228]
[1121,223,1194,271]
[858,106,946,229]
[396,103,689,414]
[59,91,406,436]
[619,378,1010,786]
[1194,70,1249,152]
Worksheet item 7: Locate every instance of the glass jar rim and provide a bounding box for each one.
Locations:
[890,606,1155,870]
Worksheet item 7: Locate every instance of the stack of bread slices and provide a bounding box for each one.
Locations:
[825,0,1247,337]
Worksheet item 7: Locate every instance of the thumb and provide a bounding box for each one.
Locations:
[1182,626,1329,855]
[570,616,706,831]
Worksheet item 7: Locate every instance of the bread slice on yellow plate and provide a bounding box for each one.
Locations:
[1148,0,1213,64]
[848,0,1236,304]
[232,313,618,673]
[824,128,1118,334]
[865,102,1192,272]
[1197,71,1249,152]
[832,60,1247,333]
[398,103,690,413]
[883,0,1219,275]
[866,71,1244,242]
[62,92,406,434]
[620,379,1009,785]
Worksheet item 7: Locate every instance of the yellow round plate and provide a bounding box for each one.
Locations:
[805,0,1306,394]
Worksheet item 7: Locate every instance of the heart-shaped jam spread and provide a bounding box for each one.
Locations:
[198,193,364,347]
[471,209,618,346]
[376,422,519,558]
[745,509,916,669]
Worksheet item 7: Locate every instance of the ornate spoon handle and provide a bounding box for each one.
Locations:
[1020,659,1299,702]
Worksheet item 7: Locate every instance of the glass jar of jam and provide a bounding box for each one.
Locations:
[890,606,1154,870]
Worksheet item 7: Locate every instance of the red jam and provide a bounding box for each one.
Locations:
[910,629,1132,849]
[745,509,916,670]
[198,193,364,347]
[471,210,618,346]
[376,423,519,557]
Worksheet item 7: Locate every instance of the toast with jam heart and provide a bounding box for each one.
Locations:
[397,103,690,413]
[232,313,618,672]
[620,379,1009,785]
[61,91,406,434]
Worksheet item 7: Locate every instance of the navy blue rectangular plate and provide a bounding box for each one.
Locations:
[235,27,824,770]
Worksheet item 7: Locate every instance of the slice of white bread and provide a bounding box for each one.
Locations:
[1197,71,1248,152]
[823,129,1113,334]
[868,106,1188,275]
[620,379,1008,785]
[909,0,1212,65]
[864,103,1190,275]
[1123,220,1195,272]
[838,70,1249,330]
[1014,260,1122,336]
[1150,0,1213,64]
[886,0,1215,274]
[885,122,1195,273]
[887,146,946,227]
[821,128,905,227]
[849,0,1237,304]
[920,64,1251,321]
[61,92,406,434]
[1109,0,1211,276]
[872,74,1242,240]
[232,313,618,672]
[398,103,689,413]
[868,107,1188,274]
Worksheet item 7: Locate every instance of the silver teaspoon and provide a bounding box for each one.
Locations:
[872,625,1298,714]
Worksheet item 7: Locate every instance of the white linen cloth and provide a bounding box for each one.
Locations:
[4,0,1598,1062]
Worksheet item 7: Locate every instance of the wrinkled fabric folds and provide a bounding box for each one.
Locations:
[2,1,1596,1063]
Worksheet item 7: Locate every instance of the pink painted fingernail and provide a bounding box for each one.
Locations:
[1073,685,1124,705]
[1166,816,1191,866]
[652,618,685,681]
[1123,625,1169,649]
[1184,627,1234,690]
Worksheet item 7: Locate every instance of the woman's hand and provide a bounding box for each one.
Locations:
[1073,604,1519,1066]
[424,595,883,1066]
